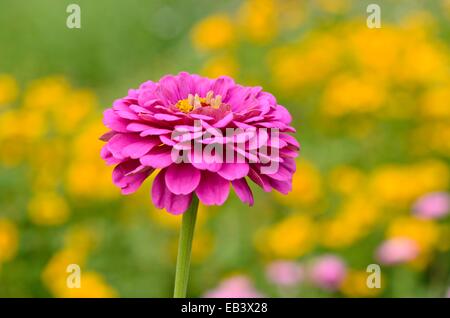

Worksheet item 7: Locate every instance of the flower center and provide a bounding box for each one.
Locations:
[175,90,222,113]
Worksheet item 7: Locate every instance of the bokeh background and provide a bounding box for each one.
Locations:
[1,0,450,297]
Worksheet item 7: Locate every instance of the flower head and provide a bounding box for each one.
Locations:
[203,275,264,298]
[413,192,450,219]
[309,254,347,291]
[376,237,419,265]
[101,72,299,214]
[266,260,304,287]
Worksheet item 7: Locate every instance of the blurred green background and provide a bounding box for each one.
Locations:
[0,0,450,297]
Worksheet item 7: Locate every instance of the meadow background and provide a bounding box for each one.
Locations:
[0,0,450,297]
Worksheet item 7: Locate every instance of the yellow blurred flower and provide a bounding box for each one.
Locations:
[275,159,322,206]
[277,0,305,31]
[321,194,380,249]
[52,89,97,134]
[202,55,238,78]
[23,76,70,110]
[0,74,19,106]
[396,39,448,84]
[420,85,450,119]
[387,217,440,253]
[66,121,117,199]
[369,161,449,207]
[191,14,235,51]
[322,74,386,117]
[340,270,384,297]
[0,109,45,140]
[238,0,278,44]
[30,138,65,171]
[320,218,362,249]
[417,123,450,156]
[315,0,350,14]
[269,33,340,91]
[42,248,116,298]
[256,214,315,259]
[60,272,117,298]
[329,166,366,196]
[42,248,86,295]
[443,0,450,16]
[0,219,19,263]
[0,138,28,167]
[349,26,402,77]
[66,160,117,199]
[28,191,70,226]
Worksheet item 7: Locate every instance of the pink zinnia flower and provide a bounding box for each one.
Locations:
[266,260,304,287]
[413,192,450,220]
[203,275,264,298]
[375,237,419,265]
[309,255,346,291]
[100,72,299,214]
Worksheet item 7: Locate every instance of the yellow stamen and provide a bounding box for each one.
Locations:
[175,90,223,113]
[211,95,222,109]
[175,99,194,113]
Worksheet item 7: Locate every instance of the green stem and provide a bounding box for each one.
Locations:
[173,195,199,298]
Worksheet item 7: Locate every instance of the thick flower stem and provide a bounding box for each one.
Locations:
[173,195,199,298]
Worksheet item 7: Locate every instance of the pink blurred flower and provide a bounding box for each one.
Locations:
[376,237,419,265]
[266,260,304,287]
[204,275,264,298]
[100,72,299,214]
[309,255,346,290]
[413,192,450,220]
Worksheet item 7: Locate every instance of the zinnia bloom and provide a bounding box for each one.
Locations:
[100,72,299,214]
[309,255,346,291]
[203,275,264,298]
[266,260,304,287]
[375,237,419,265]
[413,192,450,220]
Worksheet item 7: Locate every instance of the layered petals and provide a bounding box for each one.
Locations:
[151,169,193,214]
[101,72,299,214]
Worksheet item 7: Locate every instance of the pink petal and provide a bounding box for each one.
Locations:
[195,171,230,206]
[101,145,122,165]
[218,163,249,181]
[214,112,234,128]
[232,178,254,206]
[140,127,173,136]
[122,138,160,159]
[154,113,182,122]
[248,168,272,192]
[165,163,201,195]
[151,169,192,214]
[103,109,129,133]
[107,134,141,159]
[112,161,152,194]
[140,146,174,168]
[263,163,293,181]
[269,178,292,195]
